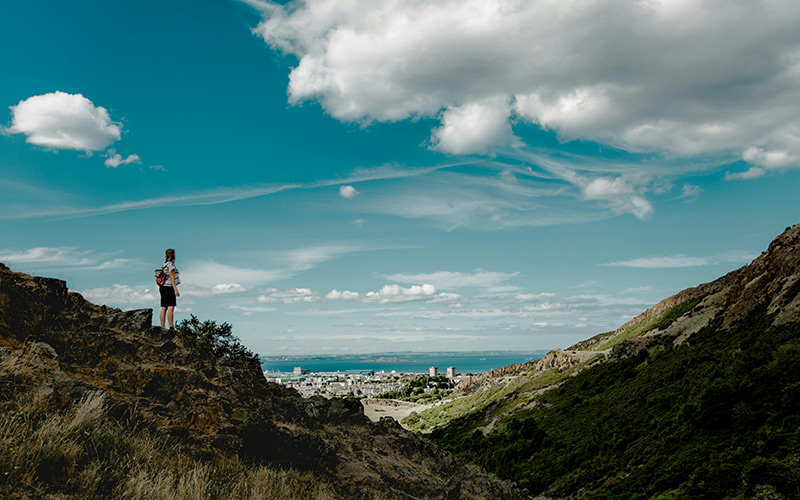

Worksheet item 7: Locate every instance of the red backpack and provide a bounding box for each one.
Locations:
[154,265,168,286]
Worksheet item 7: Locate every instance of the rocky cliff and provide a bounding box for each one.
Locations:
[0,262,527,499]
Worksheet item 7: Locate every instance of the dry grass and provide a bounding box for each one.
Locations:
[0,345,335,500]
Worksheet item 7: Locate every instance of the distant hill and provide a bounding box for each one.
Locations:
[0,263,526,499]
[409,224,800,499]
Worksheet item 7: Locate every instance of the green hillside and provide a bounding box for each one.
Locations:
[409,225,800,499]
[429,309,800,498]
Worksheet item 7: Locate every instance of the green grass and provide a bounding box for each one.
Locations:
[593,295,705,351]
[404,361,574,433]
[427,309,800,499]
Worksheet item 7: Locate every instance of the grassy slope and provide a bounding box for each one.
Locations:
[406,297,703,436]
[0,347,335,500]
[426,309,800,499]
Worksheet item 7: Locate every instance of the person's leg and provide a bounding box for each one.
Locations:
[160,307,167,329]
[167,306,175,328]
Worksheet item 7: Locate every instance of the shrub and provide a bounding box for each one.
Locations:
[175,315,257,361]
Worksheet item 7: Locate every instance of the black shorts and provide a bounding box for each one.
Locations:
[159,285,176,307]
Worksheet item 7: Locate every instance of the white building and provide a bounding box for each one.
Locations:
[447,366,456,378]
[429,366,438,377]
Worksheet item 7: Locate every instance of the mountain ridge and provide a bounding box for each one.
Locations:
[409,224,800,499]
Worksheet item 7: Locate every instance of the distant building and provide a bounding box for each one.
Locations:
[429,366,438,377]
[447,366,456,378]
[293,366,310,375]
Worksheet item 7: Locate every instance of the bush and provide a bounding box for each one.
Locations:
[175,315,257,361]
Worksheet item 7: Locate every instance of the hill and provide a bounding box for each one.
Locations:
[408,224,800,499]
[0,263,526,499]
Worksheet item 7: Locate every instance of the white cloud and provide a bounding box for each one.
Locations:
[326,289,361,300]
[326,283,458,304]
[681,184,702,202]
[0,246,130,270]
[104,149,141,168]
[603,250,756,268]
[385,269,519,291]
[81,285,156,305]
[257,287,321,304]
[251,0,800,172]
[581,176,653,220]
[339,185,359,199]
[431,95,513,155]
[212,283,247,294]
[365,284,437,303]
[6,91,122,151]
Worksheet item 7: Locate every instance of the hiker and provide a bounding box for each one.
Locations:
[159,248,181,329]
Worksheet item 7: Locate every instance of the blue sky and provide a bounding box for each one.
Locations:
[2,0,799,354]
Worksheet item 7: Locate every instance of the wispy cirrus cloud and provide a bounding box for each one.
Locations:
[602,250,757,268]
[0,246,131,271]
[0,161,472,220]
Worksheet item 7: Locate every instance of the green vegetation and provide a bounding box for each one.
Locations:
[428,309,800,499]
[376,375,455,404]
[0,348,333,500]
[405,363,574,433]
[593,295,704,351]
[175,315,258,361]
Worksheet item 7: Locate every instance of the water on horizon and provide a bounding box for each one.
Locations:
[260,351,548,375]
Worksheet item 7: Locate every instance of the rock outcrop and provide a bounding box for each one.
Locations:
[571,224,800,351]
[0,263,528,499]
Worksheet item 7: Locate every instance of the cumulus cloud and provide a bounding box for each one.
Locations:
[326,283,458,304]
[431,95,513,155]
[580,176,653,219]
[339,185,359,198]
[251,0,800,172]
[326,289,361,300]
[104,149,141,168]
[212,283,247,294]
[6,91,122,151]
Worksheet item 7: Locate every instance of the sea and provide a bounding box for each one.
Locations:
[260,351,549,375]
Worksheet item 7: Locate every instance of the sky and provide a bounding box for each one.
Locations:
[1,0,799,355]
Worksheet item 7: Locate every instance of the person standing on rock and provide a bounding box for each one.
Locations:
[159,248,181,330]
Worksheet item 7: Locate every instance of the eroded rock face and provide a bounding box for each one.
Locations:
[0,263,529,499]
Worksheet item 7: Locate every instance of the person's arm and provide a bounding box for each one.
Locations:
[170,269,180,297]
